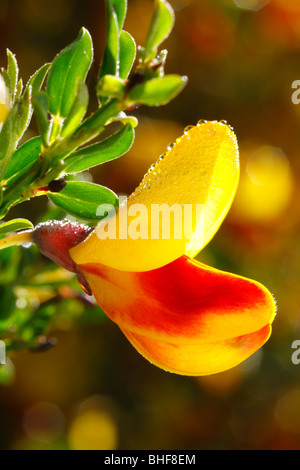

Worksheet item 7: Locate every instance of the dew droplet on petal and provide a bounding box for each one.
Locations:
[184,125,194,134]
[167,142,176,151]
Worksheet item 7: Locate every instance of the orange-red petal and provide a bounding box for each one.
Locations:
[79,256,276,375]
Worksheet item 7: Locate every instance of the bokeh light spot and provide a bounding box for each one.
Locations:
[233,0,269,11]
[68,410,118,451]
[246,146,290,187]
[23,402,65,444]
[275,389,300,434]
[230,144,294,224]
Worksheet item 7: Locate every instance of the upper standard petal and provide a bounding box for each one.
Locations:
[70,121,239,272]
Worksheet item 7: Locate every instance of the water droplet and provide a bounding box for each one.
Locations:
[184,125,194,134]
[219,120,228,125]
[197,119,207,126]
[167,142,176,151]
[21,242,33,249]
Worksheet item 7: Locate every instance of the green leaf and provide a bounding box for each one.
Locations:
[33,92,49,147]
[0,83,34,180]
[128,74,187,106]
[71,99,121,145]
[15,79,23,101]
[64,123,134,173]
[16,85,32,140]
[97,75,126,100]
[119,31,136,79]
[99,0,127,80]
[0,105,19,183]
[49,182,118,220]
[6,49,18,101]
[61,82,89,138]
[49,99,122,161]
[27,63,51,95]
[0,218,33,235]
[112,0,127,30]
[99,0,120,79]
[144,0,175,60]
[46,28,93,118]
[0,107,16,161]
[3,137,41,186]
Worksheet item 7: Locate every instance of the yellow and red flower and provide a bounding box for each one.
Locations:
[33,121,276,376]
[67,121,276,375]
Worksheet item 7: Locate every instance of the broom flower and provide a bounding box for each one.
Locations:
[0,121,276,376]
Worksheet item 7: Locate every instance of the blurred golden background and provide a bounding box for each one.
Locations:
[1,0,300,450]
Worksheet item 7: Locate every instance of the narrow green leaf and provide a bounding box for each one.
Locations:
[72,99,120,142]
[112,0,127,30]
[6,50,18,101]
[27,63,51,95]
[119,31,136,79]
[144,0,175,60]
[61,82,89,138]
[128,74,187,106]
[16,85,32,140]
[3,136,41,186]
[46,28,93,118]
[0,105,18,183]
[0,109,14,161]
[64,123,134,173]
[99,0,120,79]
[33,92,49,147]
[97,75,126,100]
[15,79,23,101]
[0,218,33,235]
[49,182,118,220]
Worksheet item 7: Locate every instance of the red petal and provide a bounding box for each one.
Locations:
[80,256,276,345]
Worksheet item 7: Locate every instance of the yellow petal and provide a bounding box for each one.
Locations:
[0,103,8,123]
[0,74,10,126]
[71,121,239,271]
[122,324,272,376]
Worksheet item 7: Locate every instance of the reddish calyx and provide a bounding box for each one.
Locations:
[33,220,94,294]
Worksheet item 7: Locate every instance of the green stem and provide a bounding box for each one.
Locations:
[0,230,33,250]
[0,158,44,218]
